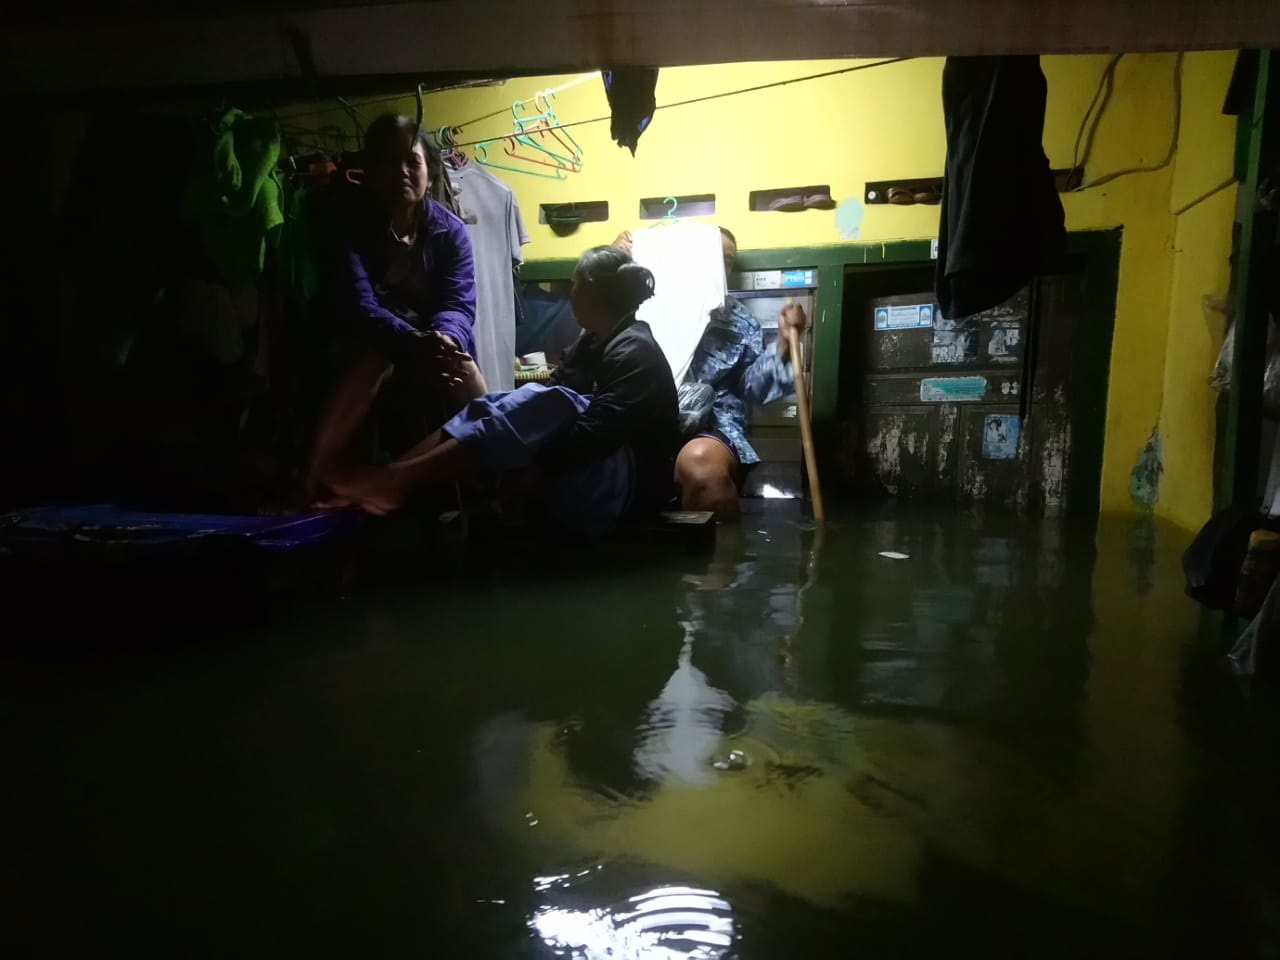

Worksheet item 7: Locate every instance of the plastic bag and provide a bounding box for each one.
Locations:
[677,382,716,437]
[1210,301,1280,416]
[1183,505,1261,610]
[1228,571,1280,678]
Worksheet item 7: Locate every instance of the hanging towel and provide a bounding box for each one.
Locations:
[630,222,727,383]
[935,56,1065,319]
[603,67,659,155]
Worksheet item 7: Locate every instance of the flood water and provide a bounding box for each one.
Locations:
[5,503,1280,958]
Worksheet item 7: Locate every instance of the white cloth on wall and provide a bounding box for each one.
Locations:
[630,222,727,383]
[448,164,529,392]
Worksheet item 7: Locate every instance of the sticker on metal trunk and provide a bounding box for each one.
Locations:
[982,414,1021,459]
[874,303,934,331]
[920,376,987,402]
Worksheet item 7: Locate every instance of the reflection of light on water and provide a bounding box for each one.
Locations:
[634,625,735,786]
[758,483,791,499]
[528,881,736,959]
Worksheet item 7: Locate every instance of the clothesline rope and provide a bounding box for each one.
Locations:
[440,71,603,136]
[450,58,913,147]
[272,78,507,121]
[274,59,912,143]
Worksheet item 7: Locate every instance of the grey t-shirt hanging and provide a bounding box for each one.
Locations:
[448,164,529,392]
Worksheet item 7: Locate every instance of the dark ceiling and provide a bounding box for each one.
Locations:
[4,0,1279,102]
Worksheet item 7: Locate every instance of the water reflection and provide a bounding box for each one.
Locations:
[529,868,737,959]
[466,507,1217,954]
[9,504,1259,956]
[634,625,735,786]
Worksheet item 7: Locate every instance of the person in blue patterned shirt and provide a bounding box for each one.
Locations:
[620,227,807,517]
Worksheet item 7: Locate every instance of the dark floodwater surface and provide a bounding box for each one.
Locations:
[5,504,1280,958]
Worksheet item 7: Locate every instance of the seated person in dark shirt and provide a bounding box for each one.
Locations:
[300,114,486,505]
[320,246,680,536]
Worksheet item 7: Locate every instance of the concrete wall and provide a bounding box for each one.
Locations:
[1158,51,1240,531]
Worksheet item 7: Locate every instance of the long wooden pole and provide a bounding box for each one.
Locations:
[788,325,826,522]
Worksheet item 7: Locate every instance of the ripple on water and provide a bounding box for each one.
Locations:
[527,863,738,959]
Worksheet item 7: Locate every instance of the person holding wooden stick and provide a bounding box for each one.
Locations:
[617,227,808,518]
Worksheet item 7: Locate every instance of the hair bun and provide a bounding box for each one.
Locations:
[616,262,656,311]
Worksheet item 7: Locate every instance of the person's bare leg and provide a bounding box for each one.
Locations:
[444,357,487,408]
[304,351,394,489]
[389,428,448,465]
[320,437,475,515]
[371,357,484,467]
[675,437,742,519]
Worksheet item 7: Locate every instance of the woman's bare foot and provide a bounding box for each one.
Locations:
[317,465,408,516]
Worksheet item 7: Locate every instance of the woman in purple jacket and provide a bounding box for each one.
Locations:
[301,114,485,504]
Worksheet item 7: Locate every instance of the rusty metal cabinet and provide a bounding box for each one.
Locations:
[845,270,1086,513]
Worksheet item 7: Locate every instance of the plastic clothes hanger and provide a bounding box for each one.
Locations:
[534,89,585,162]
[436,126,470,169]
[503,136,578,173]
[510,99,580,168]
[526,119,582,168]
[649,196,680,227]
[475,139,566,180]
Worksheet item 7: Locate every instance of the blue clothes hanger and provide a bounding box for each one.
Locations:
[649,196,680,227]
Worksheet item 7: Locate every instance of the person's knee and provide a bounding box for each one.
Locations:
[445,359,488,408]
[676,441,740,517]
[676,442,731,489]
[344,352,394,396]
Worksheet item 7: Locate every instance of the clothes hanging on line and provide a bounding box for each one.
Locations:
[278,174,326,304]
[448,163,529,391]
[935,56,1065,320]
[630,222,727,383]
[603,67,659,155]
[181,108,285,288]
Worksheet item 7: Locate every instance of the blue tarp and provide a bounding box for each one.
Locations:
[0,504,360,554]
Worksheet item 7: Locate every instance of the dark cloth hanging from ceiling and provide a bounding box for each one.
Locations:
[602,67,659,155]
[935,56,1066,320]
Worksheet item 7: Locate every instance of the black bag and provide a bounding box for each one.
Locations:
[1183,506,1261,610]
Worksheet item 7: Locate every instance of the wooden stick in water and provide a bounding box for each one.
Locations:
[788,324,826,523]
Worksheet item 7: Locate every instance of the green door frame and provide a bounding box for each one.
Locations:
[523,229,1120,514]
[1222,49,1279,510]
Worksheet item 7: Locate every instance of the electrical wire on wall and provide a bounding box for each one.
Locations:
[1069,54,1122,185]
[1071,52,1185,192]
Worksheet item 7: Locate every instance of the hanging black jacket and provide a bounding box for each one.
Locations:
[936,56,1066,319]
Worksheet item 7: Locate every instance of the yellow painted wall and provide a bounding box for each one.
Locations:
[289,52,1236,521]
[1158,51,1239,531]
